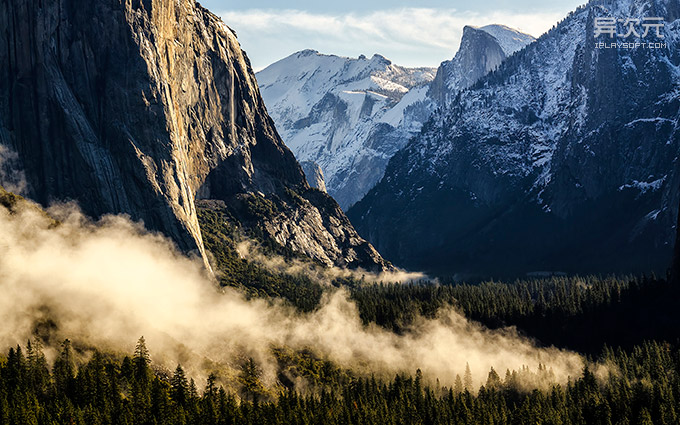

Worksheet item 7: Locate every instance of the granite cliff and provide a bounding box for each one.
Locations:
[0,0,387,270]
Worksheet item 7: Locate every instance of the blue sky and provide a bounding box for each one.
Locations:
[201,1,586,70]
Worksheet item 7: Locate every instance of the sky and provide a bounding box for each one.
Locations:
[201,0,586,71]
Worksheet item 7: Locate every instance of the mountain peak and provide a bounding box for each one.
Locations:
[257,50,437,209]
[461,25,484,35]
[477,24,536,55]
[428,22,534,105]
[298,49,320,57]
[371,53,391,65]
[461,24,535,57]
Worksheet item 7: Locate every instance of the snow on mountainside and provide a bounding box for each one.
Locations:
[350,0,680,277]
[427,25,536,106]
[257,25,534,209]
[477,24,537,56]
[257,50,434,130]
[299,161,327,193]
[257,51,436,209]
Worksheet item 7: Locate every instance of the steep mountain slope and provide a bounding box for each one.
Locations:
[257,26,534,209]
[673,197,680,283]
[257,51,436,209]
[350,0,680,277]
[428,25,535,105]
[0,0,387,271]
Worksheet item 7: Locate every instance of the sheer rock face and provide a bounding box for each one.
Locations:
[300,161,327,193]
[0,0,388,271]
[428,26,509,106]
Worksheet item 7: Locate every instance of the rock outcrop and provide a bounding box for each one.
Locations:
[428,25,528,106]
[300,161,327,193]
[0,0,388,271]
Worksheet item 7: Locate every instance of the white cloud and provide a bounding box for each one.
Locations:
[219,8,569,69]
[0,201,584,391]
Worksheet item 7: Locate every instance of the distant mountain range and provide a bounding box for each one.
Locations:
[257,25,535,209]
[349,0,680,278]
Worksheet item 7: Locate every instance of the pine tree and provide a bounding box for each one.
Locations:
[134,336,151,368]
[638,407,654,425]
[464,363,473,392]
[454,374,464,394]
[26,339,50,399]
[53,339,74,398]
[171,364,189,408]
[200,374,219,424]
[5,346,26,394]
[131,337,152,424]
[189,378,198,400]
[486,367,502,390]
[240,358,265,403]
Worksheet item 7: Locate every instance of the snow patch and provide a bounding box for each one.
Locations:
[478,24,536,55]
[618,177,666,193]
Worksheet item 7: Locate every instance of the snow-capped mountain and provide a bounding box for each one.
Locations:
[257,51,436,209]
[429,25,535,105]
[350,0,680,278]
[257,25,535,209]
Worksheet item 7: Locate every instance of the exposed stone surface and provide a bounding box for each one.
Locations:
[0,0,388,271]
[428,26,509,106]
[300,161,327,193]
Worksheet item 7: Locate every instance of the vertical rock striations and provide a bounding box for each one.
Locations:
[0,0,388,271]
